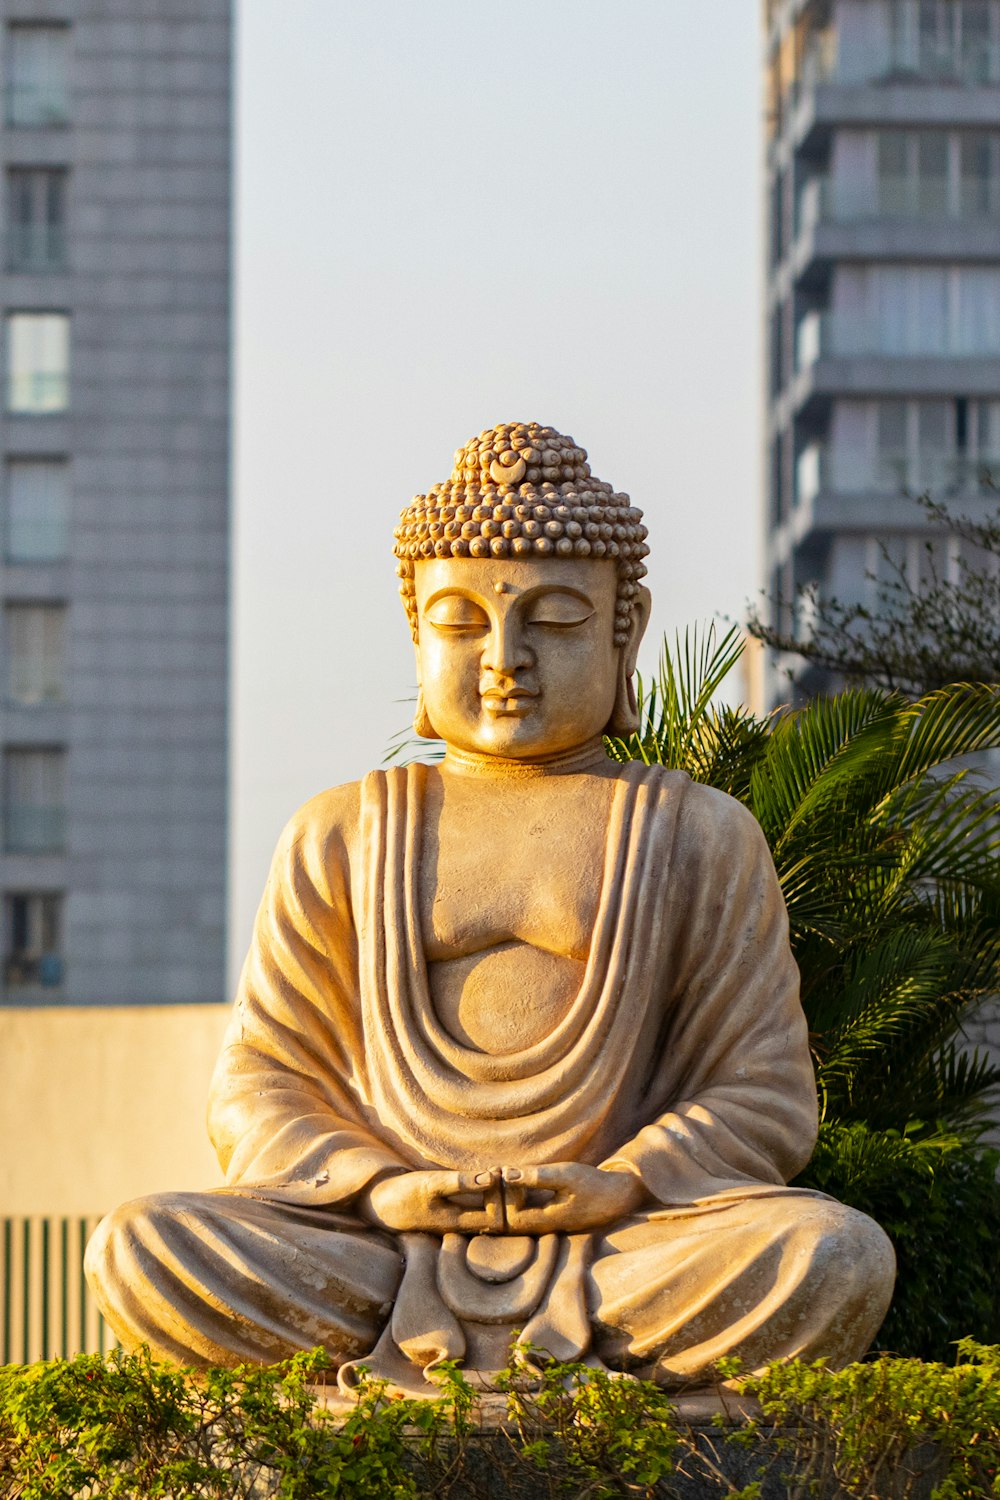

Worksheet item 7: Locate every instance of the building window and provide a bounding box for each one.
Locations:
[5,458,69,561]
[3,747,66,852]
[877,130,950,217]
[898,0,1000,83]
[864,397,1000,492]
[7,168,67,271]
[830,265,1000,359]
[6,605,65,705]
[3,891,62,993]
[5,313,69,413]
[960,135,1000,215]
[4,24,70,128]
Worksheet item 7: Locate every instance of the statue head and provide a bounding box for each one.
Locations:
[394,422,651,759]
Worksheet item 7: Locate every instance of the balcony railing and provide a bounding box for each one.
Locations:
[795,444,829,508]
[8,671,64,706]
[795,310,828,370]
[795,443,998,503]
[796,309,1000,366]
[799,175,1000,229]
[906,40,1000,86]
[6,512,69,562]
[4,950,63,991]
[874,452,1000,493]
[6,86,69,129]
[783,35,1000,115]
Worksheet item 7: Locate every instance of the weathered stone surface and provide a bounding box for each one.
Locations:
[85,422,897,1394]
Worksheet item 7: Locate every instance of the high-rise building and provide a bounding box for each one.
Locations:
[0,4,230,1004]
[763,0,1000,700]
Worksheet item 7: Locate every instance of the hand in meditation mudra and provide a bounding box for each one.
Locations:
[87,423,895,1395]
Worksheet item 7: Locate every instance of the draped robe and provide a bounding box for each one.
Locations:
[87,763,896,1388]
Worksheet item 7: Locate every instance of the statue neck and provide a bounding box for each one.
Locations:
[441,737,611,779]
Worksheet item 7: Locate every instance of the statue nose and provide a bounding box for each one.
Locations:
[481,618,533,676]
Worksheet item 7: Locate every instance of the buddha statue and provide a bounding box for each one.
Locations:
[86,422,895,1395]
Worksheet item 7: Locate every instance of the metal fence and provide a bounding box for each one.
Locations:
[1,1216,119,1365]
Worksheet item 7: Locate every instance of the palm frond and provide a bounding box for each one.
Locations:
[748,691,906,847]
[606,622,749,774]
[849,1042,1000,1137]
[618,632,1000,1141]
[891,680,1000,784]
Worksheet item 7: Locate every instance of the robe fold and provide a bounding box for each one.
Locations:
[87,762,896,1384]
[208,763,819,1205]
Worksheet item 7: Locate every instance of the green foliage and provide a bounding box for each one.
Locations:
[0,1347,715,1499]
[744,1338,1000,1500]
[747,490,1000,696]
[609,625,1000,1140]
[608,625,1000,1357]
[494,1355,684,1496]
[799,1123,1000,1358]
[3,1345,999,1499]
[0,1346,456,1499]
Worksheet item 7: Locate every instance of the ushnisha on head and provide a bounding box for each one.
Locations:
[393,422,649,649]
[395,423,652,756]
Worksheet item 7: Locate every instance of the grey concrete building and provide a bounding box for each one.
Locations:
[0,1,230,1003]
[763,0,1000,701]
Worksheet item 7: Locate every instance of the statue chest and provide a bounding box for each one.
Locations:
[416,774,615,1055]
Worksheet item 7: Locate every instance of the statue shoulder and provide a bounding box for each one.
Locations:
[269,778,369,883]
[671,780,773,876]
[280,779,363,841]
[635,766,771,860]
[263,767,414,907]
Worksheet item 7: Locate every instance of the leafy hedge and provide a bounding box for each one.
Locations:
[799,1123,1000,1359]
[1,1343,998,1499]
[607,631,1000,1363]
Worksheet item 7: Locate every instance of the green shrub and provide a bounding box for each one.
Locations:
[742,1338,1000,1500]
[605,627,1000,1358]
[0,1346,468,1500]
[2,1345,999,1499]
[798,1123,1000,1359]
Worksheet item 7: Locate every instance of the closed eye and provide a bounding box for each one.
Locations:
[525,594,595,628]
[424,596,489,630]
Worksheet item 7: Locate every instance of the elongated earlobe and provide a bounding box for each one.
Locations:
[606,662,640,737]
[413,688,439,740]
[605,585,650,738]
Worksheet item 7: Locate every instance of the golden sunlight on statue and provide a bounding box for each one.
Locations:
[86,422,896,1396]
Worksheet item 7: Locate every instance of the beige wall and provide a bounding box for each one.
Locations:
[0,1004,231,1217]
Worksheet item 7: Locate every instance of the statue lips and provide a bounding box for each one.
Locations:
[480,687,538,717]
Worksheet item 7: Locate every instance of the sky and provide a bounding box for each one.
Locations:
[231,1,763,985]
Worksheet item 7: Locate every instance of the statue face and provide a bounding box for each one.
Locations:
[413,557,624,759]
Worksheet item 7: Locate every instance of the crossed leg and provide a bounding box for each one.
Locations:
[85,1189,402,1367]
[87,1184,895,1383]
[588,1188,896,1383]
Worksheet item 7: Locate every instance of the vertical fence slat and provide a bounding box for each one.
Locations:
[2,1219,11,1365]
[0,1214,115,1362]
[40,1217,50,1359]
[78,1217,88,1355]
[60,1218,69,1359]
[20,1218,31,1364]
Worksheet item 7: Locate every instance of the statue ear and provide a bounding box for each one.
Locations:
[412,645,440,739]
[606,586,651,739]
[607,665,639,738]
[413,686,439,740]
